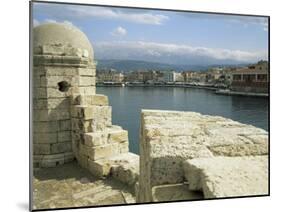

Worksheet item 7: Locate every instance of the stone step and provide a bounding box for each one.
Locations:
[83,127,128,147]
[88,152,139,186]
[183,156,268,198]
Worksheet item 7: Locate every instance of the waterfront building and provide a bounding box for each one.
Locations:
[162,71,174,82]
[183,71,207,83]
[125,71,145,82]
[174,72,185,82]
[230,60,269,93]
[162,71,184,82]
[97,69,124,83]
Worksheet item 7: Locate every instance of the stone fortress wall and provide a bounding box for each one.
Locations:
[32,23,268,202]
[138,110,268,202]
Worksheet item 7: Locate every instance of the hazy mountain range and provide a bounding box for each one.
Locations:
[96,59,249,72]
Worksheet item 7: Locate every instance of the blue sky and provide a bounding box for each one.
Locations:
[33,2,268,65]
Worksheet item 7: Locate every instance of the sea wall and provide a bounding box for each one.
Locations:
[138,109,268,202]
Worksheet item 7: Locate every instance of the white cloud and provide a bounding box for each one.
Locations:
[68,6,169,25]
[34,19,74,27]
[33,19,40,27]
[223,16,268,32]
[44,19,57,23]
[180,13,268,32]
[111,26,127,37]
[94,41,267,64]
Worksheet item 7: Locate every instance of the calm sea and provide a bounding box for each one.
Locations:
[97,87,269,154]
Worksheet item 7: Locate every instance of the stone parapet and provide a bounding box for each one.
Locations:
[183,156,268,198]
[138,109,268,202]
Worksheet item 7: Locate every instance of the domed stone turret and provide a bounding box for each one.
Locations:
[33,23,94,59]
[33,22,97,168]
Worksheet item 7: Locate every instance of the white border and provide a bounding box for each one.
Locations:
[0,0,279,211]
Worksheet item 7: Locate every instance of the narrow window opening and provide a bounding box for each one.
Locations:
[58,81,70,92]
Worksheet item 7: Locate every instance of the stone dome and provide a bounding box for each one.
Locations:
[33,23,94,59]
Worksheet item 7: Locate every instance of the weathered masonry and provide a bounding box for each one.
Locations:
[33,23,96,167]
[32,23,139,176]
[138,110,268,202]
[32,23,269,204]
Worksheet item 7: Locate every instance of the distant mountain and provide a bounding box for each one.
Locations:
[96,59,248,72]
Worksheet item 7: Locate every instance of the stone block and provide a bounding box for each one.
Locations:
[33,99,47,109]
[41,153,65,167]
[108,130,128,143]
[72,86,96,96]
[59,120,71,131]
[72,94,108,106]
[138,109,269,203]
[64,152,74,163]
[84,132,108,147]
[42,44,65,55]
[45,67,78,76]
[85,142,128,161]
[77,67,95,76]
[183,156,268,198]
[51,142,72,154]
[46,87,70,98]
[33,155,43,168]
[33,121,58,133]
[71,119,94,133]
[33,109,70,121]
[111,154,139,186]
[33,87,47,99]
[58,131,71,142]
[33,132,57,144]
[151,184,203,202]
[64,46,84,57]
[119,142,129,154]
[33,98,70,109]
[71,106,112,131]
[77,76,95,86]
[61,55,84,65]
[34,144,51,155]
[88,152,139,181]
[71,106,95,120]
[87,144,119,161]
[88,158,112,177]
[33,109,48,121]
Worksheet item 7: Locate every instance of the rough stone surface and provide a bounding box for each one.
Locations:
[138,109,268,202]
[72,94,109,106]
[33,23,94,59]
[70,91,133,188]
[88,153,139,186]
[152,183,204,202]
[33,23,97,168]
[33,161,135,210]
[183,156,268,198]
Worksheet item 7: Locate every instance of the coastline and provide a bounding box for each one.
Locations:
[215,89,269,97]
[96,83,268,97]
